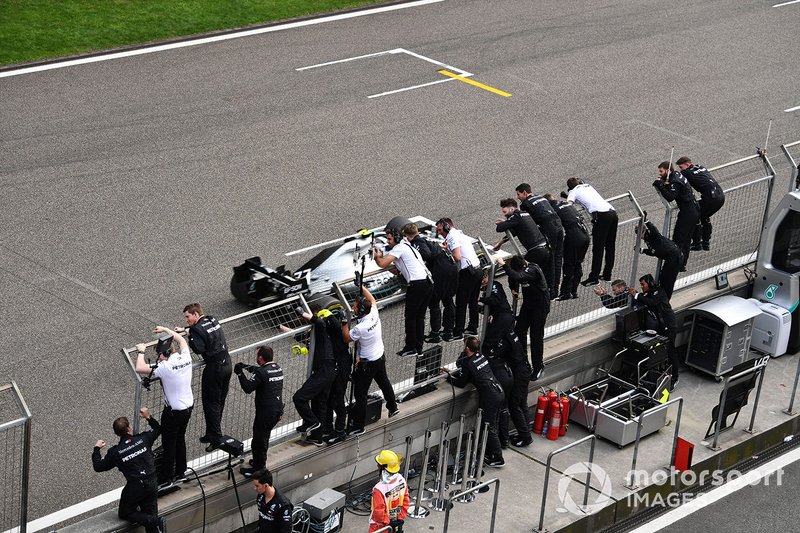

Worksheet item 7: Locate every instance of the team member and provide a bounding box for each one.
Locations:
[235,346,284,476]
[134,326,193,486]
[177,303,231,452]
[593,280,629,309]
[516,183,565,299]
[92,407,165,533]
[494,198,553,295]
[407,223,458,343]
[436,218,482,340]
[545,193,590,300]
[498,255,549,381]
[252,468,293,533]
[564,178,618,286]
[448,336,506,467]
[322,309,352,446]
[654,161,700,269]
[676,156,725,251]
[342,285,399,436]
[370,449,411,533]
[375,223,433,357]
[479,273,533,447]
[291,307,337,446]
[638,221,683,299]
[630,274,680,387]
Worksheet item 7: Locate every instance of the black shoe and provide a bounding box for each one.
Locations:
[388,408,400,418]
[599,275,612,282]
[689,243,702,251]
[679,266,687,272]
[295,423,309,434]
[305,422,321,434]
[484,456,505,468]
[443,333,463,342]
[158,481,174,491]
[199,435,210,444]
[424,332,442,343]
[205,443,218,453]
[702,243,710,251]
[571,293,579,299]
[512,437,533,447]
[554,294,572,301]
[157,516,167,533]
[530,366,544,381]
[240,467,260,478]
[397,348,420,357]
[464,328,479,336]
[347,427,365,437]
[580,278,600,287]
[326,431,347,445]
[670,378,679,391]
[500,441,509,449]
[305,435,325,447]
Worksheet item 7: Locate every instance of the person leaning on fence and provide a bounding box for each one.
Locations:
[176,302,231,453]
[676,156,725,252]
[290,306,337,446]
[436,217,483,340]
[92,407,165,533]
[593,279,629,309]
[252,468,293,533]
[516,183,565,299]
[478,270,533,448]
[235,345,284,477]
[494,198,553,297]
[446,336,506,467]
[374,222,434,357]
[544,193,590,300]
[637,221,683,300]
[564,177,618,286]
[370,449,410,533]
[654,161,700,270]
[134,326,193,487]
[629,274,680,388]
[321,308,353,446]
[342,284,400,437]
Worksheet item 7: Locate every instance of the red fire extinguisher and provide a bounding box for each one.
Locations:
[533,392,549,434]
[559,396,570,437]
[546,398,561,440]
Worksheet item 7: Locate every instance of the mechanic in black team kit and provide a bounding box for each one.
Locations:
[92,407,165,533]
[654,161,700,270]
[676,156,725,252]
[545,193,590,300]
[517,183,565,299]
[252,468,293,533]
[494,198,552,296]
[178,303,231,452]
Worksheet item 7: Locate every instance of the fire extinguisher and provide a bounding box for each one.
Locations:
[533,392,549,434]
[546,399,561,441]
[559,395,570,437]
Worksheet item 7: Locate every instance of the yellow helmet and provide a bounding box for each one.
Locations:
[375,449,401,474]
[316,309,333,318]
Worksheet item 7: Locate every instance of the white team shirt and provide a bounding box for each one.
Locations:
[445,229,480,270]
[567,184,615,213]
[349,304,384,361]
[387,240,430,282]
[152,346,194,410]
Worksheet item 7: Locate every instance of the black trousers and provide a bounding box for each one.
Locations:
[693,196,725,246]
[561,228,590,297]
[159,405,192,483]
[480,395,504,461]
[673,208,699,268]
[515,304,548,371]
[544,226,565,298]
[119,477,160,533]
[429,268,457,334]
[324,370,349,434]
[488,358,513,446]
[455,267,483,335]
[201,360,231,444]
[659,255,682,300]
[525,245,553,295]
[293,367,335,429]
[251,408,281,469]
[589,211,618,280]
[351,356,398,430]
[404,280,433,352]
[667,328,681,381]
[507,361,532,439]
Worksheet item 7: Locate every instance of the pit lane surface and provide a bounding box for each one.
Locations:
[1,0,798,521]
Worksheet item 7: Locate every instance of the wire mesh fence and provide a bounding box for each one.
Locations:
[118,152,778,477]
[781,140,800,192]
[0,382,32,533]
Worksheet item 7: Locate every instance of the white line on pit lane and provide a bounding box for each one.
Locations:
[0,0,445,78]
[785,104,800,112]
[773,0,800,7]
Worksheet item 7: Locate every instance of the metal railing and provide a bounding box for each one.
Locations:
[783,354,800,416]
[0,381,32,533]
[708,356,770,451]
[780,140,800,192]
[442,478,501,533]
[534,434,597,533]
[623,397,684,489]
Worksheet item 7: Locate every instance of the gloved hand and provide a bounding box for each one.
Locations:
[141,376,152,391]
[234,362,246,375]
[652,179,664,188]
[294,306,305,317]
[389,518,404,532]
[641,249,655,256]
[559,190,568,199]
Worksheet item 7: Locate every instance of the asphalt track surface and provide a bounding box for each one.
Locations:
[1,0,799,521]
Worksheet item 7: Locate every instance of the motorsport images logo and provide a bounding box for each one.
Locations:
[557,462,614,515]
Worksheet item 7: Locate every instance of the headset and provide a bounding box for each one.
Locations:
[436,217,452,234]
[354,296,372,318]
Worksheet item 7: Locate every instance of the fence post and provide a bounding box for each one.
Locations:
[627,191,647,290]
[298,293,314,380]
[477,238,496,351]
[783,355,800,415]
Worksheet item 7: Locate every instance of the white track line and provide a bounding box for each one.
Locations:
[773,0,800,7]
[0,0,445,78]
[785,104,800,113]
[368,77,455,98]
[296,48,400,71]
[627,445,800,533]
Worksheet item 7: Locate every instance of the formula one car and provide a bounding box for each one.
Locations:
[230,216,504,307]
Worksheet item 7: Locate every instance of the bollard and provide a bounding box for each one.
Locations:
[428,421,449,496]
[450,414,466,486]
[430,438,453,512]
[402,434,413,482]
[468,409,483,481]
[408,430,432,518]
[468,421,489,491]
[453,431,475,503]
